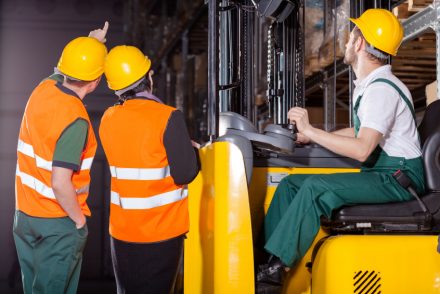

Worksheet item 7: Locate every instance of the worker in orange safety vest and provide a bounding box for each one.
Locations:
[99,45,200,293]
[13,23,109,294]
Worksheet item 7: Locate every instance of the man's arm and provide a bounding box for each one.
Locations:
[332,127,355,137]
[88,21,109,43]
[288,107,382,162]
[295,124,354,145]
[52,167,86,228]
[304,126,382,162]
[164,110,200,185]
[52,119,88,228]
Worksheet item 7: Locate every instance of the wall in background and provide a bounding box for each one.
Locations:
[0,0,125,289]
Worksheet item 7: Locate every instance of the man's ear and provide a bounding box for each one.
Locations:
[354,37,363,53]
[93,76,102,88]
[87,76,101,92]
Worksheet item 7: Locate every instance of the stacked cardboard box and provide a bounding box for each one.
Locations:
[304,0,349,76]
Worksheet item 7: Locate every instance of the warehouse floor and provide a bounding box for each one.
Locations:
[0,280,116,294]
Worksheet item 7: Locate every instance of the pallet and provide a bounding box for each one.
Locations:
[408,0,434,11]
[394,0,434,19]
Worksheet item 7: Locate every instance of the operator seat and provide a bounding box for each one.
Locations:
[323,100,440,233]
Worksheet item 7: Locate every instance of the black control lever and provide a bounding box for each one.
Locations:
[281,123,297,141]
[287,123,298,134]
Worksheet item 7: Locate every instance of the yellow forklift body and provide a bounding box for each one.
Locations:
[185,140,360,294]
[249,167,359,294]
[312,235,440,294]
[184,142,255,293]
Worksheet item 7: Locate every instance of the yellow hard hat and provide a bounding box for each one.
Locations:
[104,45,152,91]
[349,9,403,56]
[57,37,107,81]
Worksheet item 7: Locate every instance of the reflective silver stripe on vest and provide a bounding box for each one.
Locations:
[110,166,171,180]
[16,164,90,199]
[17,140,52,171]
[80,157,94,170]
[16,164,55,198]
[110,188,188,210]
[17,139,94,171]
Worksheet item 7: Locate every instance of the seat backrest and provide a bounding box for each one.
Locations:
[418,100,440,146]
[418,100,440,191]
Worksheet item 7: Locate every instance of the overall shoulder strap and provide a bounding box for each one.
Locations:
[370,78,416,122]
[370,78,420,143]
[353,93,363,114]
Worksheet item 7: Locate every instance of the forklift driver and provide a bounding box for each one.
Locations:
[257,8,425,289]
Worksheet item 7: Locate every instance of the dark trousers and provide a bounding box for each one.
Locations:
[111,235,184,294]
[13,210,88,294]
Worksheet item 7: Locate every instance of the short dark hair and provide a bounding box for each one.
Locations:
[352,27,388,65]
[119,70,152,99]
[65,76,95,87]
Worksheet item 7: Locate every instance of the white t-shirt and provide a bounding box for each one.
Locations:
[353,65,421,159]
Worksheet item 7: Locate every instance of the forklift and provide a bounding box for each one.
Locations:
[183,0,440,293]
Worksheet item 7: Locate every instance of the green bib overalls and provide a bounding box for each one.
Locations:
[264,79,425,267]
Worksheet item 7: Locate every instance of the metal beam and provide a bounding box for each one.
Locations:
[402,4,437,43]
[208,0,219,139]
[305,59,349,95]
[152,3,207,72]
[323,71,336,131]
[335,85,350,110]
[400,2,440,100]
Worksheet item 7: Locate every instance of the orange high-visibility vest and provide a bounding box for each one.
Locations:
[99,99,188,243]
[15,79,97,218]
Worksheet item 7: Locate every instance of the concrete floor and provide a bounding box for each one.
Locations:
[0,279,117,294]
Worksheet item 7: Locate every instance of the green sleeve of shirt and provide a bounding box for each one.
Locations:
[43,73,64,83]
[53,119,89,171]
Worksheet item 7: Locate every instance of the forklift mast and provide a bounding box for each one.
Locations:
[264,1,305,124]
[207,0,304,140]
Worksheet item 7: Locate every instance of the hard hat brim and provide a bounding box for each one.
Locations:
[349,17,398,56]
